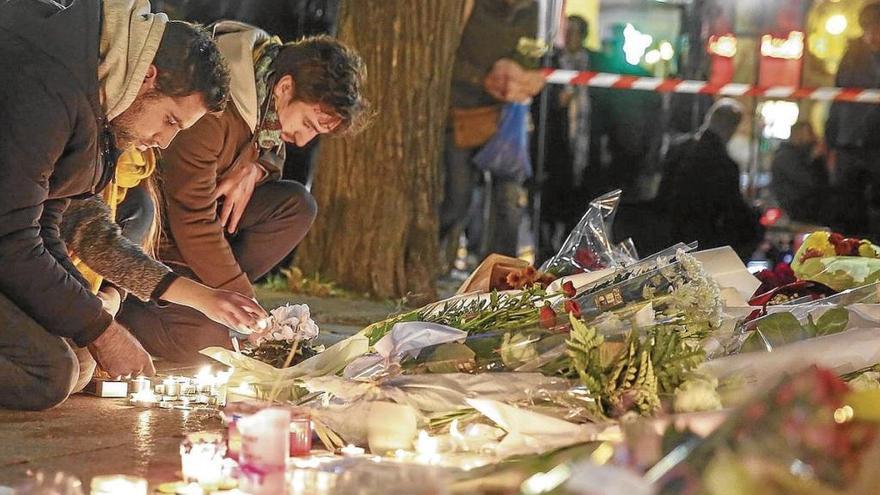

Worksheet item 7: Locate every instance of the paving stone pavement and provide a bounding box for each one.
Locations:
[0,289,401,490]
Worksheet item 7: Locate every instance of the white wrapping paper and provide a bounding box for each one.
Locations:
[465,398,615,458]
[701,327,880,389]
[343,322,467,379]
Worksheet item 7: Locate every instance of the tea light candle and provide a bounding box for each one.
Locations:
[129,376,150,395]
[180,432,226,490]
[195,367,214,393]
[129,389,158,407]
[164,377,180,397]
[416,430,439,459]
[90,475,148,495]
[340,444,364,457]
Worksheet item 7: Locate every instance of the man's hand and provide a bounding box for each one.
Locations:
[87,321,155,379]
[160,277,268,334]
[483,59,546,103]
[214,156,263,234]
[96,286,122,317]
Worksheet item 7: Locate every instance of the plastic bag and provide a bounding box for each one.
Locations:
[541,190,623,276]
[472,102,532,182]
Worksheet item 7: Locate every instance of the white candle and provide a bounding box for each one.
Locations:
[195,367,214,393]
[90,475,147,495]
[180,432,225,490]
[366,402,417,455]
[415,430,439,462]
[163,376,180,396]
[129,376,150,394]
[129,389,158,407]
[339,444,364,457]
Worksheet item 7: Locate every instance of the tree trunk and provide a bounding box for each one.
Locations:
[297,0,465,303]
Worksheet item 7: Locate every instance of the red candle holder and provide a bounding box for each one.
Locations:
[289,411,312,457]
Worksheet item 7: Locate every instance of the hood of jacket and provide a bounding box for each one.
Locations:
[0,0,167,122]
[0,0,102,116]
[213,20,272,133]
[98,0,167,121]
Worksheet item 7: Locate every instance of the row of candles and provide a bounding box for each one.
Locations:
[128,368,232,409]
[109,371,499,494]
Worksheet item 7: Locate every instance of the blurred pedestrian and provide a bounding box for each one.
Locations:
[662,98,763,259]
[439,0,545,265]
[770,122,828,224]
[825,3,880,239]
[538,15,596,261]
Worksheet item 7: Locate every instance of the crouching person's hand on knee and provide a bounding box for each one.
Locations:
[88,321,156,378]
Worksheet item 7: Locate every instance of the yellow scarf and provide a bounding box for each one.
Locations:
[72,147,156,293]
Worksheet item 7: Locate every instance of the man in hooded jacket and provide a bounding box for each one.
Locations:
[0,0,242,410]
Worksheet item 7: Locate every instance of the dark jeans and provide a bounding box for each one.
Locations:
[439,131,523,258]
[119,180,317,363]
[0,292,95,410]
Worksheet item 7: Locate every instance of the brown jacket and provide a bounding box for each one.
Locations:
[158,103,281,298]
[158,23,282,297]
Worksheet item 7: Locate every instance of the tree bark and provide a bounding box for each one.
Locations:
[297,0,466,303]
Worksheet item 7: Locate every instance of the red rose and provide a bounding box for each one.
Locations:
[773,263,796,286]
[829,232,844,246]
[562,280,576,298]
[574,248,602,270]
[563,299,582,318]
[539,303,557,329]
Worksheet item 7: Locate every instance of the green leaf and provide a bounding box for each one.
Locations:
[741,312,811,353]
[814,307,850,336]
[421,343,476,373]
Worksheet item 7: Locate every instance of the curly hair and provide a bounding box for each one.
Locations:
[271,35,372,135]
[152,21,230,113]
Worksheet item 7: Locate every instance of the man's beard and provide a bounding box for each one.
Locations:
[110,89,158,149]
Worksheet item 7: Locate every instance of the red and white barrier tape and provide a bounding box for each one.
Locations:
[542,69,880,103]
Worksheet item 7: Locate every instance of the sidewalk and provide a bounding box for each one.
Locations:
[0,290,400,489]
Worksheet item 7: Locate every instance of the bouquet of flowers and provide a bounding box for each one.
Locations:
[541,190,624,276]
[792,231,880,291]
[652,367,880,495]
[243,304,324,368]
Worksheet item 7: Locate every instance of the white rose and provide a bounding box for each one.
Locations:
[267,304,319,342]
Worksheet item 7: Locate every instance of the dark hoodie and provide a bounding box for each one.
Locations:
[0,0,114,346]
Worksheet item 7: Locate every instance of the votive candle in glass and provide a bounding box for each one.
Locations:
[163,377,180,397]
[289,413,312,457]
[90,475,147,495]
[180,432,226,491]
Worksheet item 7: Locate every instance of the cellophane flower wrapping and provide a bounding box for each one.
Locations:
[541,190,623,276]
[653,367,880,495]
